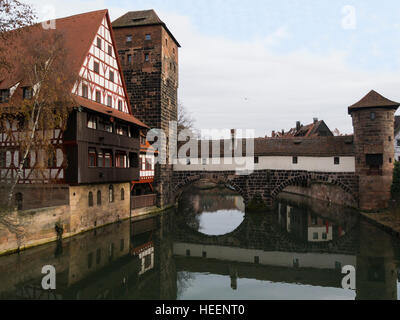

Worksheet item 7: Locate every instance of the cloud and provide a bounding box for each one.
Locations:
[25,2,400,137]
[159,10,400,137]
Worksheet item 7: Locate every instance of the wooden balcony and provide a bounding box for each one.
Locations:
[131,194,157,210]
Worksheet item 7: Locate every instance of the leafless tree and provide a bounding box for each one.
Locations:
[178,102,197,136]
[0,27,78,245]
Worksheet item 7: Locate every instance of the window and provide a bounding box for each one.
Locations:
[144,53,149,62]
[120,239,124,252]
[116,124,128,136]
[313,233,319,240]
[22,154,30,169]
[87,114,97,129]
[82,84,88,98]
[0,89,10,103]
[109,71,114,83]
[254,156,259,164]
[389,136,392,142]
[109,185,114,203]
[202,251,207,258]
[47,151,57,168]
[88,148,97,167]
[104,151,113,168]
[97,152,103,167]
[107,95,112,107]
[322,233,328,240]
[97,37,102,49]
[23,87,33,100]
[165,38,168,46]
[127,54,132,64]
[370,112,376,120]
[397,140,400,147]
[334,157,340,165]
[121,188,125,201]
[186,158,191,165]
[15,193,23,211]
[0,152,6,168]
[95,90,101,103]
[254,256,260,264]
[126,35,132,42]
[99,119,113,133]
[88,192,94,207]
[108,45,112,56]
[186,250,191,257]
[97,190,102,206]
[94,61,100,74]
[145,34,151,40]
[202,158,207,165]
[292,156,298,164]
[115,152,127,168]
[118,100,122,112]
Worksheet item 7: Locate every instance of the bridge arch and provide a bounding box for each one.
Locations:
[270,173,357,205]
[173,173,249,204]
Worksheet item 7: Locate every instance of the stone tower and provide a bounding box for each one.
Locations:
[349,90,400,211]
[112,10,180,208]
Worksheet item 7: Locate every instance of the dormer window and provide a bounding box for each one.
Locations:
[22,87,33,100]
[0,89,10,103]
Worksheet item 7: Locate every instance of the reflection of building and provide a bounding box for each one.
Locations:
[278,202,344,243]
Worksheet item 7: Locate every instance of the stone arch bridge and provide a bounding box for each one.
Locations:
[172,170,359,208]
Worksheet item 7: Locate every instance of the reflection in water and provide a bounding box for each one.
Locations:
[0,188,399,300]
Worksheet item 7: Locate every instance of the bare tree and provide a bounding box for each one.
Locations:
[0,27,78,244]
[177,102,197,136]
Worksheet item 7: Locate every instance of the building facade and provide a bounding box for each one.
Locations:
[112,10,180,208]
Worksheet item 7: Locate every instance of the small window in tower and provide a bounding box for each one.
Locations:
[107,95,112,107]
[145,53,149,62]
[127,54,132,64]
[109,71,114,83]
[370,112,376,120]
[82,84,88,98]
[389,136,392,142]
[108,45,112,56]
[95,90,101,103]
[94,61,100,74]
[97,37,102,49]
[126,35,132,42]
[165,38,168,46]
[145,34,151,40]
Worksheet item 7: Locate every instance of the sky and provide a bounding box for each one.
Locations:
[26,0,400,137]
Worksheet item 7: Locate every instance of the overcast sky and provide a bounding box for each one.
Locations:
[27,0,400,137]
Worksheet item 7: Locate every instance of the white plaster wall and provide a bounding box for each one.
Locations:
[173,242,356,270]
[174,156,355,173]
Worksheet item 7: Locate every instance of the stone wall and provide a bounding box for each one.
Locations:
[69,183,130,235]
[173,170,358,208]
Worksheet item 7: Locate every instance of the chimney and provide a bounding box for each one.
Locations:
[313,118,319,124]
[296,121,301,131]
[230,129,236,140]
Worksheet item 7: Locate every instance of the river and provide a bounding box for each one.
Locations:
[0,186,399,300]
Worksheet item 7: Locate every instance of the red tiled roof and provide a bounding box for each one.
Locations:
[348,90,400,113]
[1,10,147,128]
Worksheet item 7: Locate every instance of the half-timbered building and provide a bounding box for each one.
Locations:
[0,10,150,236]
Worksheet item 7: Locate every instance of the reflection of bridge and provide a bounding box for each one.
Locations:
[174,198,360,256]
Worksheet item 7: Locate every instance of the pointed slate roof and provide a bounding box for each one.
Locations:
[112,9,181,47]
[348,90,400,114]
